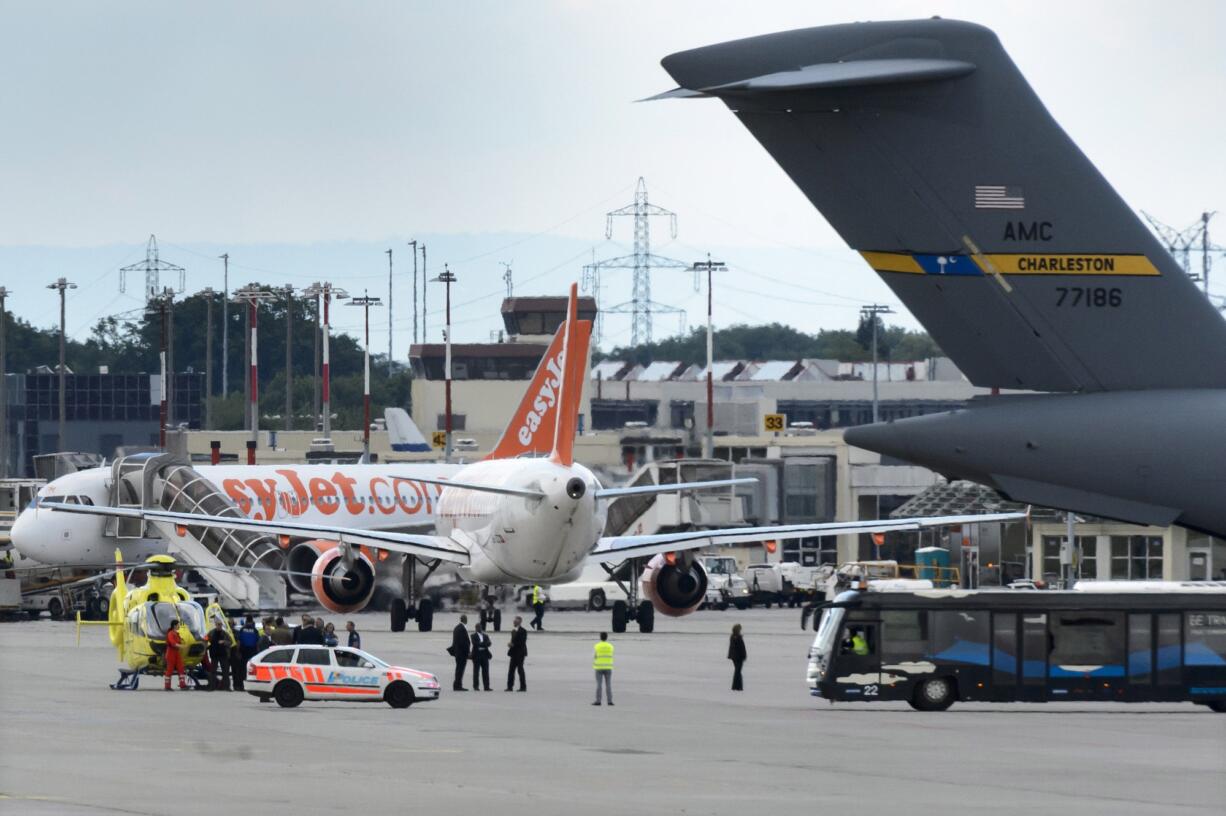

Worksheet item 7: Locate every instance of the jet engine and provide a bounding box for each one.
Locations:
[641,553,707,617]
[286,540,333,594]
[311,546,377,614]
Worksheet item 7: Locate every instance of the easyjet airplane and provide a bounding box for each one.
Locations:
[24,285,1022,633]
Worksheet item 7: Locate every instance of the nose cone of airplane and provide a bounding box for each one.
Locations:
[10,507,36,559]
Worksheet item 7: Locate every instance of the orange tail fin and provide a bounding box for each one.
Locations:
[549,284,587,466]
[485,285,591,461]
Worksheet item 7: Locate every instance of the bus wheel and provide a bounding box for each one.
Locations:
[1207,701,1226,713]
[912,677,956,711]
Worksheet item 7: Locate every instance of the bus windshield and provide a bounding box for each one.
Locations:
[814,591,858,667]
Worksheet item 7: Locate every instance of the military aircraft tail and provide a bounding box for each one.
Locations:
[657,19,1226,392]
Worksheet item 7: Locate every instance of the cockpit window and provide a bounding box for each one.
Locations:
[40,495,65,504]
[144,601,205,639]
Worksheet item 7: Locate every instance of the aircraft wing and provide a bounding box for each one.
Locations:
[589,512,1027,562]
[47,503,470,565]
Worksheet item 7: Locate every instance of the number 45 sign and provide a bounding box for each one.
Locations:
[763,413,786,433]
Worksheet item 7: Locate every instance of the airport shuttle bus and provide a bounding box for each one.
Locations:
[807,586,1226,712]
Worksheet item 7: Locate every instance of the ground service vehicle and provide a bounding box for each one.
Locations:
[807,586,1226,712]
[699,555,750,610]
[246,645,440,708]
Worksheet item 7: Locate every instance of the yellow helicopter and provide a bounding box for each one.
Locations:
[77,550,234,688]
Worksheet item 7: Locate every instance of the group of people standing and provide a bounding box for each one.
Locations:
[444,616,748,702]
[163,614,362,691]
[448,614,529,692]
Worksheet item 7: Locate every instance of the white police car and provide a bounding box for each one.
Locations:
[246,645,440,708]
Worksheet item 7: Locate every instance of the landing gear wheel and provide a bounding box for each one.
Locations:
[48,597,64,621]
[274,680,304,708]
[417,598,434,632]
[385,681,415,708]
[910,677,956,711]
[588,590,607,612]
[390,598,407,632]
[492,608,502,632]
[611,601,627,633]
[636,601,654,634]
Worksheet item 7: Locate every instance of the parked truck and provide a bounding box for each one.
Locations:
[697,555,752,610]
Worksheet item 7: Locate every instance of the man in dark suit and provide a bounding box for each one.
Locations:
[448,614,470,691]
[470,623,492,691]
[506,615,528,692]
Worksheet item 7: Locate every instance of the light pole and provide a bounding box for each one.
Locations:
[280,285,295,432]
[421,244,428,344]
[301,282,348,440]
[432,265,456,462]
[348,292,383,460]
[232,286,276,463]
[219,253,229,396]
[150,288,175,447]
[0,287,9,477]
[860,304,894,424]
[200,287,216,430]
[408,240,418,344]
[692,256,726,459]
[47,278,77,452]
[385,249,394,376]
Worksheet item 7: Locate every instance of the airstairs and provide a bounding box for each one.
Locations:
[107,453,286,609]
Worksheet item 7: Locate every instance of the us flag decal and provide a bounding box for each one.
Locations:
[974,185,1025,209]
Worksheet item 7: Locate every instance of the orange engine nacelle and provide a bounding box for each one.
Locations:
[288,539,385,595]
[641,553,707,618]
[310,546,377,614]
[287,540,334,594]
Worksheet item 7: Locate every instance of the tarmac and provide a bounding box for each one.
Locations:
[1,606,1222,815]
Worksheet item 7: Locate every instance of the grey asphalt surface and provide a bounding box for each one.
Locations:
[1,606,1222,815]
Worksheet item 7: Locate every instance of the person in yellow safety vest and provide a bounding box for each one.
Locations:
[592,631,614,706]
[530,584,546,631]
[851,629,869,656]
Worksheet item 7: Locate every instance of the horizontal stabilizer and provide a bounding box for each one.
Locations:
[595,477,756,500]
[389,474,545,500]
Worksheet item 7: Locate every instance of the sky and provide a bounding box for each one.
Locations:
[1,1,1223,353]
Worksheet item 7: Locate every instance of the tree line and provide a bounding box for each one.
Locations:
[598,318,942,367]
[4,287,410,432]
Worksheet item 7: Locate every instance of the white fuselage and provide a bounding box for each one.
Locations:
[436,458,607,585]
[11,463,461,567]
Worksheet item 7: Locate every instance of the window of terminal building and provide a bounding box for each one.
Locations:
[1041,535,1096,580]
[782,536,836,567]
[435,414,467,431]
[1109,535,1163,579]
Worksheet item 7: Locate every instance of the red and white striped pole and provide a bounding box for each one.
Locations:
[322,288,331,439]
[347,291,382,461]
[248,299,258,464]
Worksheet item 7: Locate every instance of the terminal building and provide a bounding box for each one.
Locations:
[2,371,203,477]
